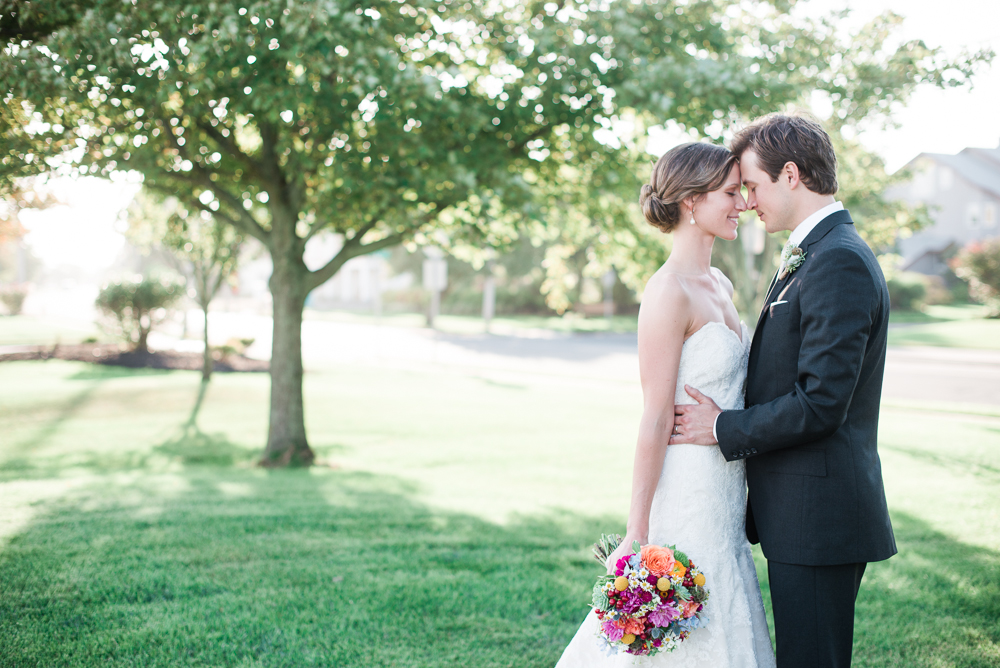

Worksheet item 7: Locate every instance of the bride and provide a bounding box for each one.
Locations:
[556,142,775,667]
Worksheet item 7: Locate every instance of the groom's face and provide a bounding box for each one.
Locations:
[739,150,792,234]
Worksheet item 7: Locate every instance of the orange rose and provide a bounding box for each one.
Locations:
[622,618,645,635]
[682,599,701,617]
[641,545,676,577]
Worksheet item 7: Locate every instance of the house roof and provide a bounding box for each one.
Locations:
[918,147,1000,200]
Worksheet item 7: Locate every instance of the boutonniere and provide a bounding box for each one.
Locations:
[778,244,806,280]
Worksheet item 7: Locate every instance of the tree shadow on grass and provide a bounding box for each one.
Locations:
[881,443,1000,482]
[68,365,173,381]
[0,467,610,668]
[3,464,998,668]
[1,376,107,476]
[152,380,256,467]
[0,378,258,481]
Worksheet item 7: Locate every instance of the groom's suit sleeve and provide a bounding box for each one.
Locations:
[716,247,879,460]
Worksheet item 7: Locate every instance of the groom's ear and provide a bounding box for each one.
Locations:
[781,161,802,190]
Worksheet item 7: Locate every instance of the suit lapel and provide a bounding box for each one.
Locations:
[750,209,856,338]
[755,269,782,332]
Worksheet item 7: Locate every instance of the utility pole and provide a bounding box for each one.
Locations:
[422,247,447,328]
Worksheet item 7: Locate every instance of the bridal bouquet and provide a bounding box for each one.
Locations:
[589,534,709,656]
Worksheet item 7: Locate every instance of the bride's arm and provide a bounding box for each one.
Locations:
[606,274,689,572]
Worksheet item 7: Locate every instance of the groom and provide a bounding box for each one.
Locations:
[671,113,896,668]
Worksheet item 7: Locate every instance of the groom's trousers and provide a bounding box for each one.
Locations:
[767,561,867,668]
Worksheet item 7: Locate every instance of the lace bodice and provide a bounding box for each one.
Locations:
[674,320,749,412]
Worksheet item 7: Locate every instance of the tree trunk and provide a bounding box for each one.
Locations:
[260,261,314,467]
[136,319,150,353]
[201,301,212,382]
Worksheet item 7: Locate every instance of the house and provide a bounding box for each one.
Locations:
[886,143,1000,274]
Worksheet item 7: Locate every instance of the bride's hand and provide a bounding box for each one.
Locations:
[606,535,644,575]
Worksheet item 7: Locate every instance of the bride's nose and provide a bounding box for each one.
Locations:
[735,192,748,212]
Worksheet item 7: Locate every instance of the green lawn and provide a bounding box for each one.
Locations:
[0,315,100,347]
[0,360,998,667]
[888,304,1000,350]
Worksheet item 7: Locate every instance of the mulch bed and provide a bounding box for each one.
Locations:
[0,343,269,372]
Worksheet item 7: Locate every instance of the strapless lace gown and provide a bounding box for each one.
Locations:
[556,322,775,668]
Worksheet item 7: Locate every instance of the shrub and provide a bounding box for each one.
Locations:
[0,287,27,315]
[953,238,1000,317]
[95,275,183,352]
[887,272,927,312]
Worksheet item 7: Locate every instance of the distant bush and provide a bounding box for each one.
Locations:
[0,287,27,315]
[95,276,183,352]
[953,238,1000,317]
[887,272,927,312]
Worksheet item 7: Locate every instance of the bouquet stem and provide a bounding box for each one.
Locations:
[592,533,623,566]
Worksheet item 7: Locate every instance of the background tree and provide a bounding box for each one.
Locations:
[126,190,243,380]
[954,239,1000,317]
[529,9,988,320]
[2,0,988,464]
[95,275,183,352]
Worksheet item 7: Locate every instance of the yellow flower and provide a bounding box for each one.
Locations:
[621,634,636,645]
[656,578,670,591]
[614,576,629,591]
[693,573,706,587]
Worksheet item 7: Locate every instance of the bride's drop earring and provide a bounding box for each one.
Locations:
[690,211,697,225]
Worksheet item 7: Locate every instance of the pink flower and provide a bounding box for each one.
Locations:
[602,620,625,641]
[620,588,646,614]
[648,603,681,627]
[681,599,701,618]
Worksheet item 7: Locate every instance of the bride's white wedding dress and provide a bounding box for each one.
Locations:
[556,321,775,668]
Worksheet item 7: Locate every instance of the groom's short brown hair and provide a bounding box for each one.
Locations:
[730,113,838,195]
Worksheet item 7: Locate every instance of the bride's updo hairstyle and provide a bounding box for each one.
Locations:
[640,142,737,233]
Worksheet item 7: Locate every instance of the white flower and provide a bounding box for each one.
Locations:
[779,243,807,279]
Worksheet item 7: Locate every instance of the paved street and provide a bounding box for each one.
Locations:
[192,312,1000,408]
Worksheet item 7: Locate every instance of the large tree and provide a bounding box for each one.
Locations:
[3,0,987,464]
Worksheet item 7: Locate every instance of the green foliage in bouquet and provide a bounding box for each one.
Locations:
[592,577,613,611]
[669,545,691,569]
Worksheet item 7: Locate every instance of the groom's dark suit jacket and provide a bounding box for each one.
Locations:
[716,209,897,566]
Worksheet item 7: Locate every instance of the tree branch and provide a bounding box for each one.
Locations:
[305,230,409,292]
[195,118,266,182]
[154,119,271,244]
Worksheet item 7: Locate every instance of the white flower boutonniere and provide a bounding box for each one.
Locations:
[778,244,806,280]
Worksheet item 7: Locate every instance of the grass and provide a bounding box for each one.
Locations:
[0,315,100,347]
[0,359,998,667]
[888,304,1000,350]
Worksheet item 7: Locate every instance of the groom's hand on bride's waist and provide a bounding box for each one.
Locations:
[670,385,721,446]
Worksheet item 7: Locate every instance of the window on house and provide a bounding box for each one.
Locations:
[910,162,936,198]
[939,167,954,190]
[985,202,997,228]
[966,202,982,228]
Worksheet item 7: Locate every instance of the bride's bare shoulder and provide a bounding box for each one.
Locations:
[640,269,692,320]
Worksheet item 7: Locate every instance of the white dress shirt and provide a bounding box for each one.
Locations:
[710,200,844,443]
[787,200,844,248]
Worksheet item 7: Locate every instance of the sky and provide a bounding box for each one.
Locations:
[16,0,1000,275]
[801,0,1000,172]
